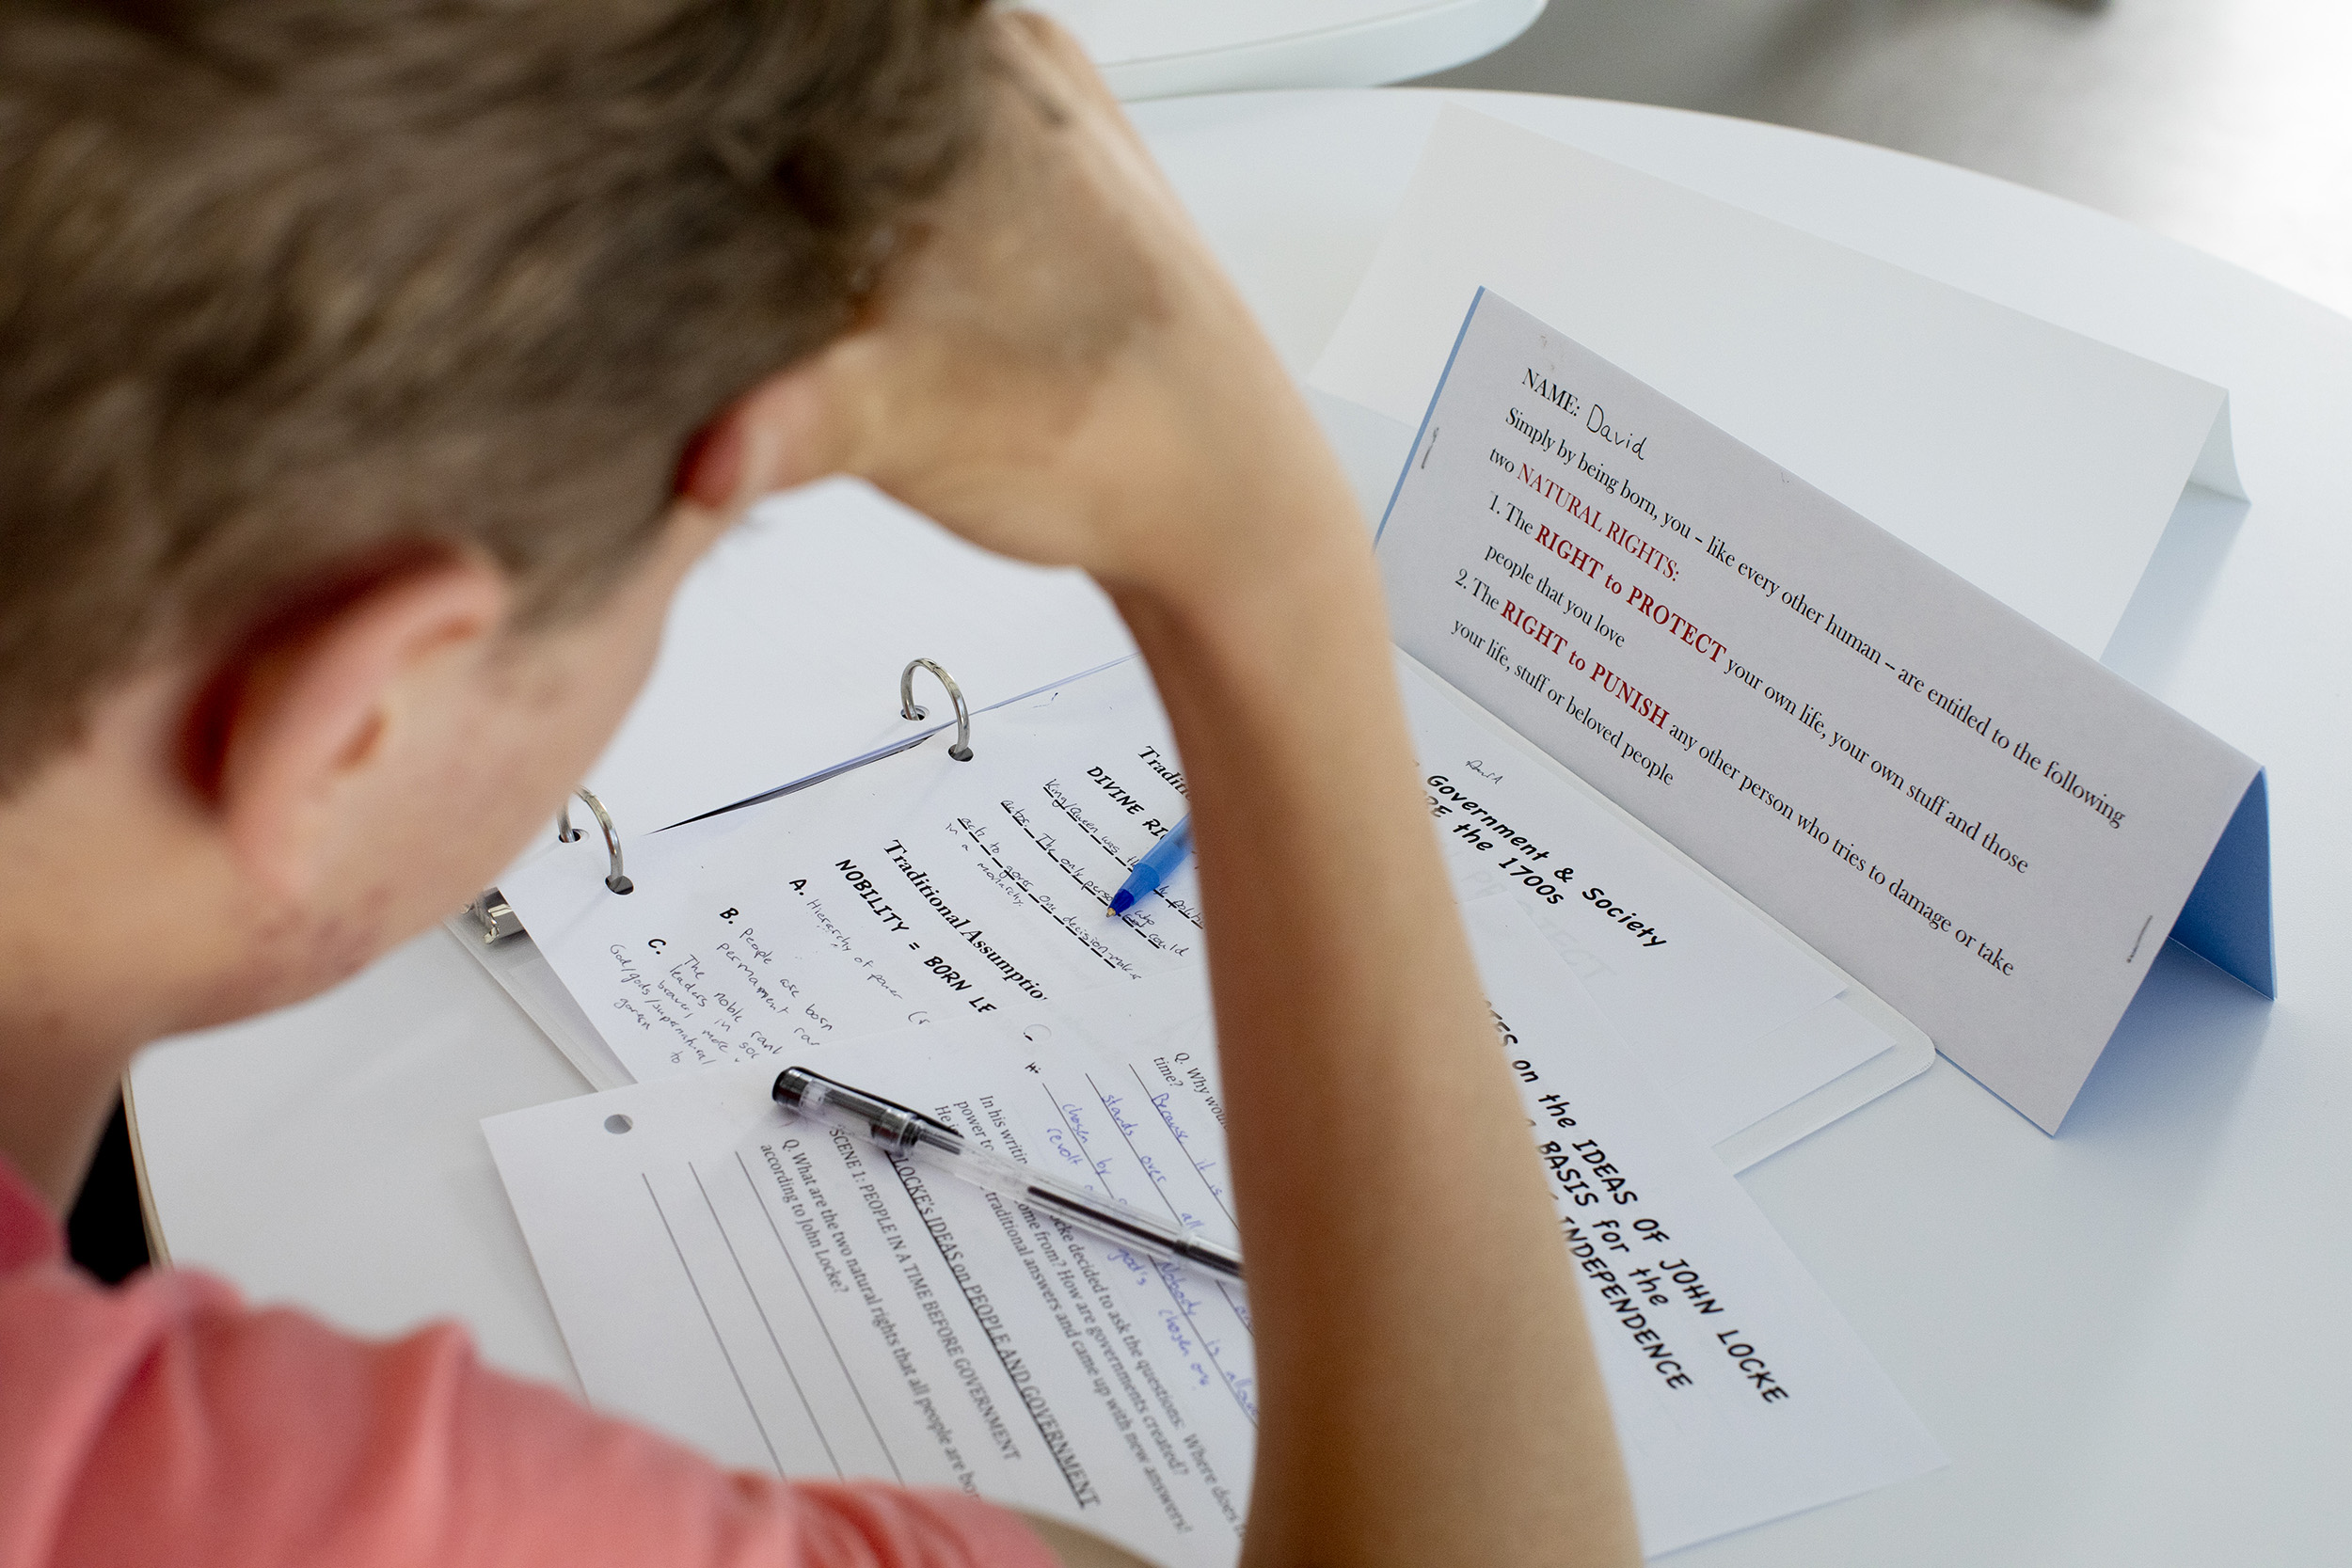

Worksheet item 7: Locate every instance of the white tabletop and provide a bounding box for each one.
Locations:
[1036,0,1544,100]
[130,89,2352,1564]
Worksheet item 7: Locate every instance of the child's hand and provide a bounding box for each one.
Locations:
[767,13,1359,610]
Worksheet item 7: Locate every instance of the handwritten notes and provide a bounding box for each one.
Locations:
[485,899,1941,1564]
[500,662,1201,1082]
[1376,290,2263,1131]
[489,979,1255,1568]
[504,657,1868,1145]
[1398,661,1867,1145]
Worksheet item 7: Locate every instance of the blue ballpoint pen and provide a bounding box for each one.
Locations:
[1108,814,1192,914]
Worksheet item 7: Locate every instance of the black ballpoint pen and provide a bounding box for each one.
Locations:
[774,1066,1243,1282]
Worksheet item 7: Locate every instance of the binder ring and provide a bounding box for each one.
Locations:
[899,658,974,761]
[556,788,634,895]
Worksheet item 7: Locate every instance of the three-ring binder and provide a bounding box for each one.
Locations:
[466,657,980,942]
[461,787,625,944]
[899,657,974,762]
[557,789,632,895]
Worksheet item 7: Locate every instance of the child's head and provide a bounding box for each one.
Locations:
[0,1,992,1035]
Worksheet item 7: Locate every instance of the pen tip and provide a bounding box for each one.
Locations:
[1108,890,1136,915]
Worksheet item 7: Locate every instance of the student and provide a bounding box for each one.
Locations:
[0,5,1637,1565]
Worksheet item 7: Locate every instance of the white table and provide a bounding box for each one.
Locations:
[130,89,2352,1565]
[1038,0,1544,99]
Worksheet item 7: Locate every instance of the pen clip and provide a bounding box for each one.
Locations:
[773,1067,962,1156]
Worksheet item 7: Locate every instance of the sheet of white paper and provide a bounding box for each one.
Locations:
[1308,106,2236,657]
[577,477,1134,833]
[501,657,1851,1142]
[1463,899,1944,1551]
[1398,662,1859,1144]
[503,660,1205,1082]
[490,980,1255,1568]
[485,896,1941,1562]
[1376,290,2259,1131]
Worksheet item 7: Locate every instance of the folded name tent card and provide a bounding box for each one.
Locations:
[1310,105,2244,661]
[1376,287,2270,1132]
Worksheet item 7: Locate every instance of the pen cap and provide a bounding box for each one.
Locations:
[773,1067,962,1156]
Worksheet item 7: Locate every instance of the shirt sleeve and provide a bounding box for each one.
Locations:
[2,1259,1058,1568]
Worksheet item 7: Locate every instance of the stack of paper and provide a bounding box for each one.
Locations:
[486,897,1944,1563]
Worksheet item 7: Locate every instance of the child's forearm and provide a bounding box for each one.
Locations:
[769,14,1640,1554]
[1111,480,1639,1568]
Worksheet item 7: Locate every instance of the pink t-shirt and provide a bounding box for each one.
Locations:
[0,1158,1057,1568]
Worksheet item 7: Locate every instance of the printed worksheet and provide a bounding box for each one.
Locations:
[1377,290,2262,1130]
[493,985,1250,1568]
[1401,662,1867,1143]
[485,896,1941,1562]
[501,661,1202,1082]
[501,657,1859,1142]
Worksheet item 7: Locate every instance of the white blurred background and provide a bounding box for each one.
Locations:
[1417,0,2352,318]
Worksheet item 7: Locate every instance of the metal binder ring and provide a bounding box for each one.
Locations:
[556,788,634,894]
[899,658,974,761]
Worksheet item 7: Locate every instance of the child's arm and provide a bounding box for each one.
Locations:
[771,18,1641,1565]
[1104,405,1639,1568]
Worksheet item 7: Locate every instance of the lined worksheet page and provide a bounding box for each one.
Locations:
[499,657,1856,1141]
[485,897,1940,1562]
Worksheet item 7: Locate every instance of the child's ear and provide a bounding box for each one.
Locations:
[199,559,509,900]
[672,355,852,515]
[674,415,747,510]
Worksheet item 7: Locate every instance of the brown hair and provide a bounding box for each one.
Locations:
[0,0,993,793]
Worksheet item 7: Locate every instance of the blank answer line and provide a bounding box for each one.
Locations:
[691,1161,840,1479]
[734,1150,904,1483]
[642,1173,785,1478]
